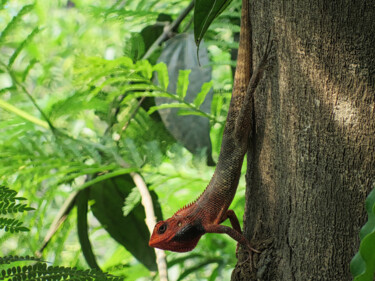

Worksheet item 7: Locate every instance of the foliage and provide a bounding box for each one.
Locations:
[0,186,118,280]
[194,0,233,46]
[0,0,243,280]
[350,186,375,281]
[0,186,34,233]
[0,258,122,281]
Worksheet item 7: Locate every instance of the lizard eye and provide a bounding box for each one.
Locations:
[158,223,167,234]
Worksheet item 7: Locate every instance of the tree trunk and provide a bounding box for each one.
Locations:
[232,0,375,280]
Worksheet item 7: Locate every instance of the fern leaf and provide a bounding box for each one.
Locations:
[0,186,35,215]
[0,186,17,200]
[0,255,41,265]
[8,27,40,68]
[0,260,122,281]
[0,0,9,10]
[147,103,191,115]
[0,217,29,233]
[0,4,34,44]
[153,62,169,90]
[123,187,141,217]
[176,69,191,99]
[0,186,34,233]
[194,81,213,108]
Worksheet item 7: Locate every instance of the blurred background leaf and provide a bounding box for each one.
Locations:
[0,0,243,279]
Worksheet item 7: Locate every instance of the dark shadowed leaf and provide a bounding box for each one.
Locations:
[88,175,162,271]
[155,33,214,165]
[76,189,100,270]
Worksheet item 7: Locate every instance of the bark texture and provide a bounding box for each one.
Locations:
[232,0,375,280]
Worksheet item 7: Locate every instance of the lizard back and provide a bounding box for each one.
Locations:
[191,0,252,221]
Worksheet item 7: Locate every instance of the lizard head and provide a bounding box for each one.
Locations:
[149,216,205,252]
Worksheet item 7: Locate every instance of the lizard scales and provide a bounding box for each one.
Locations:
[149,0,270,252]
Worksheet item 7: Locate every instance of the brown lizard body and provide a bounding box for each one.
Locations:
[149,0,271,252]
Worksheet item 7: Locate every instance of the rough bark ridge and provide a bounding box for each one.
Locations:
[232,0,375,280]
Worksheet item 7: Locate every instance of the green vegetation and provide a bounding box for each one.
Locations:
[350,186,375,281]
[0,0,244,280]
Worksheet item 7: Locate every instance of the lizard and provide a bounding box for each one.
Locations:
[149,0,272,253]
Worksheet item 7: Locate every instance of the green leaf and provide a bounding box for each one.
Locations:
[0,0,9,10]
[88,175,162,271]
[123,32,145,62]
[147,103,191,115]
[194,0,233,46]
[153,62,169,90]
[350,187,375,281]
[124,138,143,167]
[135,59,153,79]
[8,27,40,68]
[76,189,101,270]
[154,33,214,164]
[176,258,222,281]
[176,69,191,98]
[194,81,213,108]
[177,109,209,118]
[123,187,141,217]
[0,98,49,129]
[0,4,34,44]
[208,265,220,281]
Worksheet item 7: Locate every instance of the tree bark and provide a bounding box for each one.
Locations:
[233,0,375,280]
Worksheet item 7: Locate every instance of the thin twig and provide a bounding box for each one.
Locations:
[143,0,194,60]
[130,172,168,281]
[35,191,78,257]
[0,61,56,133]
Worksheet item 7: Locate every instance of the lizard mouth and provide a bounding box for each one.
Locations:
[174,246,195,252]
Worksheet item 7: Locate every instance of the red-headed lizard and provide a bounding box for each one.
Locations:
[149,0,272,253]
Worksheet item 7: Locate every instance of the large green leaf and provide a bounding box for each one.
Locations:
[155,33,214,165]
[88,175,162,271]
[350,187,375,281]
[194,0,233,46]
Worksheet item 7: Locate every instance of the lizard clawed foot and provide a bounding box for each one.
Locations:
[236,242,261,264]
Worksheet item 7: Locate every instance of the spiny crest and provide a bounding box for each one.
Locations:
[176,199,197,213]
[176,192,204,213]
[175,182,211,214]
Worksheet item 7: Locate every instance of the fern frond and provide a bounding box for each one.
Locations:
[8,27,40,68]
[0,200,34,214]
[0,255,40,265]
[0,261,122,281]
[0,4,34,44]
[0,0,9,10]
[123,187,141,216]
[0,185,18,200]
[0,186,34,233]
[0,217,29,233]
[0,186,34,214]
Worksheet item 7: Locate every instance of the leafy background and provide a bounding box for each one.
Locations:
[0,0,245,280]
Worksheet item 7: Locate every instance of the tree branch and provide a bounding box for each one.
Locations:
[130,172,168,281]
